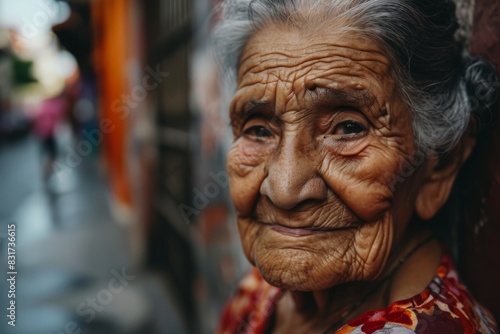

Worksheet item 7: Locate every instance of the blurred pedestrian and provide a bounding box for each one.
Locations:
[33,94,66,179]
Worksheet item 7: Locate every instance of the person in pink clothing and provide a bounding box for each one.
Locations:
[33,95,67,178]
[213,0,498,332]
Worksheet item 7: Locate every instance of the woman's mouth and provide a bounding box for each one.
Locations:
[269,224,356,237]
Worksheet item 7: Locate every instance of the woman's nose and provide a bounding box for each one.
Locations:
[260,137,327,210]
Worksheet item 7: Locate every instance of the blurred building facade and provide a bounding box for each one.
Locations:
[88,0,248,332]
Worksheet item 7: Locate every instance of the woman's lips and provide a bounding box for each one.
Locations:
[270,225,329,237]
[268,224,356,237]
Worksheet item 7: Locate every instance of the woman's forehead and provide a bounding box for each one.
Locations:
[234,25,394,116]
[237,24,391,91]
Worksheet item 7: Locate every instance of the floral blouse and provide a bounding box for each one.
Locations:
[217,253,497,333]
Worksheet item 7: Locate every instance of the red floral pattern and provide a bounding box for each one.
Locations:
[217,252,497,333]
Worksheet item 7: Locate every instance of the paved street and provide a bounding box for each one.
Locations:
[0,134,185,334]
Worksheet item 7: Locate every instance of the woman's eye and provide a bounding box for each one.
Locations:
[333,121,366,136]
[243,125,273,138]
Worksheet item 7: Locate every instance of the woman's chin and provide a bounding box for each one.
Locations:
[252,248,348,292]
[243,225,361,291]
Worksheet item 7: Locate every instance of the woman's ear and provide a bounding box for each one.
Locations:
[415,120,477,220]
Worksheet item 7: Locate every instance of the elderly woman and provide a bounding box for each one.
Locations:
[213,0,498,333]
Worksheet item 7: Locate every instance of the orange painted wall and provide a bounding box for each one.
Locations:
[91,0,133,207]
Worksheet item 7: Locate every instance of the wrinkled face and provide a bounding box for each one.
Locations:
[227,23,428,291]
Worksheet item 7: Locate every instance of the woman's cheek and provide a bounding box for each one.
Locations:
[320,146,399,222]
[227,139,273,216]
[227,138,274,173]
[237,217,261,265]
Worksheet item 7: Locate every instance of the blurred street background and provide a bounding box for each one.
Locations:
[0,0,246,333]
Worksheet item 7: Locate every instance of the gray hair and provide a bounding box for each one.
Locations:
[213,0,498,155]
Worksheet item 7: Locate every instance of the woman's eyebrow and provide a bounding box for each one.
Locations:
[230,100,274,128]
[232,100,274,120]
[230,87,377,125]
[310,86,377,109]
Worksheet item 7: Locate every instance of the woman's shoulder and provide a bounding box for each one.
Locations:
[338,252,498,334]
